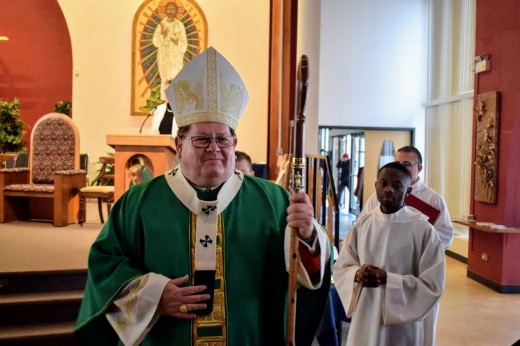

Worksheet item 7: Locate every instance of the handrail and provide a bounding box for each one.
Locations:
[305,154,341,250]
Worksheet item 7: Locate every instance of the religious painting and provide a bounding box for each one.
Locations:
[131,0,208,115]
[126,154,154,188]
[474,91,500,203]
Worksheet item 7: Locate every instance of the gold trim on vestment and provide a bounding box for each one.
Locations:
[191,213,227,345]
[115,275,148,330]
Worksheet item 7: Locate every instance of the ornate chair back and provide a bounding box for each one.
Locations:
[29,113,80,183]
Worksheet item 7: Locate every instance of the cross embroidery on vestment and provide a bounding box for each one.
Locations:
[199,235,213,247]
[202,205,217,214]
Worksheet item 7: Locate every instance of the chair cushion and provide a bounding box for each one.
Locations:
[80,186,114,193]
[4,184,55,193]
[56,169,87,175]
[0,168,30,173]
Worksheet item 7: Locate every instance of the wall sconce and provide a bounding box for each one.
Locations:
[0,36,10,42]
[475,53,490,74]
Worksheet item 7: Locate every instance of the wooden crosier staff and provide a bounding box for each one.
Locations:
[286,55,309,346]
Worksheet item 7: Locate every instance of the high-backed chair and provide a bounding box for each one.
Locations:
[0,113,87,227]
[78,156,114,225]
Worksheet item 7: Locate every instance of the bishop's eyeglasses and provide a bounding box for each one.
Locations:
[181,135,235,148]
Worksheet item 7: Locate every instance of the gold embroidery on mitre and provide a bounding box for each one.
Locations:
[173,79,202,114]
[219,73,245,118]
[175,112,238,129]
[191,213,227,345]
[207,47,217,113]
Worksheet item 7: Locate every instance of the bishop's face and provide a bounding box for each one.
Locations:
[176,122,237,188]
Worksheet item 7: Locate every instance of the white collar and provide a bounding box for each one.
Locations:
[164,167,243,270]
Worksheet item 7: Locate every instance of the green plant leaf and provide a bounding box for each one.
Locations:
[0,98,27,153]
[54,100,72,116]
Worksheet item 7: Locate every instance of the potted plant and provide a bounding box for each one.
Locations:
[54,100,72,117]
[0,98,27,153]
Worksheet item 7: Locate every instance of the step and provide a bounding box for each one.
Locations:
[0,269,87,295]
[0,322,80,346]
[0,290,83,327]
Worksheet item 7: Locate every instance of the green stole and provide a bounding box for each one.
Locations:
[165,167,243,344]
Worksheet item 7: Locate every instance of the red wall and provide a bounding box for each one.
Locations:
[0,0,72,150]
[468,0,520,288]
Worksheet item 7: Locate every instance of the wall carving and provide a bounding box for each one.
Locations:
[474,91,500,203]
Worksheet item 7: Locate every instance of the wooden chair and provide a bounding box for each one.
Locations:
[78,156,114,225]
[0,113,87,227]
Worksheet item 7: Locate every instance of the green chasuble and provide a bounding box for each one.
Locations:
[75,171,330,345]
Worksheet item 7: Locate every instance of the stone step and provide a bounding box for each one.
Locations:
[0,322,80,346]
[0,290,83,327]
[0,269,87,295]
[0,270,86,345]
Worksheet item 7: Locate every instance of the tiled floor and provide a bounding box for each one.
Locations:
[437,257,520,345]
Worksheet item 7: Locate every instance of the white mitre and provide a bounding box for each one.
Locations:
[165,47,249,130]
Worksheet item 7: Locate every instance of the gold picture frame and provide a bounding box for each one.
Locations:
[131,0,208,115]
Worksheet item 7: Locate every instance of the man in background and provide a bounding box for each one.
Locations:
[336,153,351,208]
[235,150,255,176]
[358,145,453,251]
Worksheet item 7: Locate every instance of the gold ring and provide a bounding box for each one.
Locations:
[179,304,188,313]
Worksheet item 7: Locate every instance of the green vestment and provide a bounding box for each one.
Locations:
[75,173,330,345]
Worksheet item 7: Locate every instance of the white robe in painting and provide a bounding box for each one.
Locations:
[333,207,446,346]
[152,18,187,95]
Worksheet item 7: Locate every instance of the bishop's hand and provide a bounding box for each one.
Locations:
[287,192,315,241]
[157,275,210,319]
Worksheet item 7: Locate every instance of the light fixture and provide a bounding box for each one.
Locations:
[0,36,10,42]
